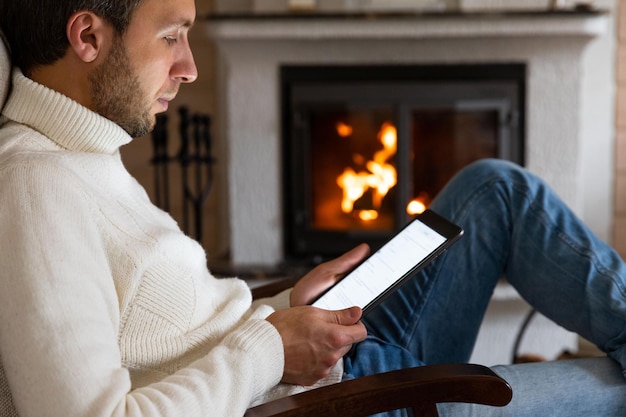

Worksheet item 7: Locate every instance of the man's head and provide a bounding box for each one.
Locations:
[0,0,142,76]
[0,0,198,137]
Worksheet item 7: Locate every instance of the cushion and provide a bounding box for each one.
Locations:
[0,31,10,110]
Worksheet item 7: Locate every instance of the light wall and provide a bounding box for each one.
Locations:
[613,0,626,258]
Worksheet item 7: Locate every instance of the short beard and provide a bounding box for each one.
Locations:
[88,37,155,138]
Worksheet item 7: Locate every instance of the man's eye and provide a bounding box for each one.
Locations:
[165,36,177,45]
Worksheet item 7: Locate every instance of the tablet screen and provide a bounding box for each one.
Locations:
[312,215,450,312]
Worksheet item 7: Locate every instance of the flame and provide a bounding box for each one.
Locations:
[407,200,426,215]
[358,210,379,221]
[407,192,430,215]
[336,121,354,137]
[337,122,398,220]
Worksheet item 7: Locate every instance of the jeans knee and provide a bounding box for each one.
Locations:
[458,158,524,184]
[431,158,530,219]
[442,158,526,200]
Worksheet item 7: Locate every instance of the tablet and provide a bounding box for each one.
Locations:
[311,209,463,315]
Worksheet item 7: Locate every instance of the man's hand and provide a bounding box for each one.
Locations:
[290,243,370,307]
[266,305,367,386]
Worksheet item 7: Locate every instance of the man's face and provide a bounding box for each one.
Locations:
[89,0,197,138]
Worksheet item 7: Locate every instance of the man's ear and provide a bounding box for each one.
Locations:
[66,11,112,64]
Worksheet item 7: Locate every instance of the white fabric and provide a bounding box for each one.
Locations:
[0,32,9,110]
[0,69,343,417]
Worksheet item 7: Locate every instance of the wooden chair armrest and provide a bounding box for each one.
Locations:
[250,276,299,300]
[245,363,512,417]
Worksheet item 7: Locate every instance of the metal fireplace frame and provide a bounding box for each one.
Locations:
[281,63,526,264]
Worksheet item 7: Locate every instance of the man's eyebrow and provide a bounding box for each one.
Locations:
[162,18,195,31]
[177,18,195,29]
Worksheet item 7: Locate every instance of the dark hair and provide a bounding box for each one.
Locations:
[0,0,143,74]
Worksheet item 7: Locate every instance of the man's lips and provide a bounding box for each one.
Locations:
[157,94,176,111]
[158,92,178,111]
[158,98,171,111]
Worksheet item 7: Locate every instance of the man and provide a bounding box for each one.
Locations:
[0,1,368,416]
[0,1,625,417]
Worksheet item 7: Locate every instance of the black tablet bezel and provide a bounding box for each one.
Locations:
[311,209,464,315]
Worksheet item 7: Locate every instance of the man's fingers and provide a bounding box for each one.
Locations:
[332,306,363,325]
[334,243,370,272]
[324,307,367,347]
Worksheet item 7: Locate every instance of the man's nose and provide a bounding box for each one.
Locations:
[173,44,198,83]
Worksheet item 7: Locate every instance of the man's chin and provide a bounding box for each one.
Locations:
[119,117,156,139]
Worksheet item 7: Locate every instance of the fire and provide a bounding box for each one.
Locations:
[335,121,432,221]
[336,121,354,138]
[358,210,379,221]
[407,192,431,215]
[407,200,426,215]
[337,122,398,220]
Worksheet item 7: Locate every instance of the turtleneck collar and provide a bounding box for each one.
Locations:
[2,68,132,154]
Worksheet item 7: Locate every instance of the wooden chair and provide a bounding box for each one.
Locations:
[247,279,513,417]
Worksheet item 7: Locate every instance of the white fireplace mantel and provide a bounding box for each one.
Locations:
[205,11,608,41]
[202,10,613,268]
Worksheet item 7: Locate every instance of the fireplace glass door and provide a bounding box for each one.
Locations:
[282,65,525,263]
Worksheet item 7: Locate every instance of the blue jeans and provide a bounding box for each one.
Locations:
[343,159,626,416]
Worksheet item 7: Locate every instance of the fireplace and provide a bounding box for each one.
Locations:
[282,64,525,263]
[203,10,611,269]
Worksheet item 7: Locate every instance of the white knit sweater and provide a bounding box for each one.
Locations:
[0,70,342,417]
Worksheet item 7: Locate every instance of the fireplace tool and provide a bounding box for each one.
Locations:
[150,106,215,245]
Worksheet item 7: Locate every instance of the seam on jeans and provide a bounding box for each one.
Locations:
[516,181,626,303]
[406,169,626,355]
[400,163,626,358]
[508,180,626,351]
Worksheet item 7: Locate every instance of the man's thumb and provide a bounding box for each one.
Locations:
[335,306,363,325]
